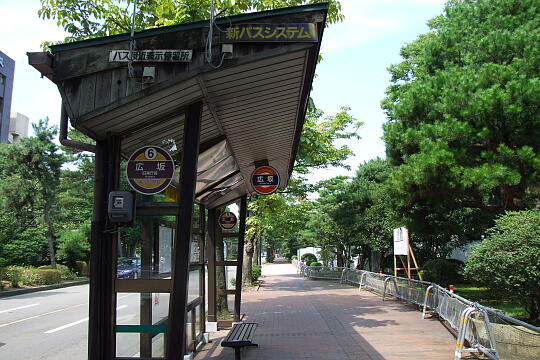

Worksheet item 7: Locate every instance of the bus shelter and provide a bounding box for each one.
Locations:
[28,3,327,359]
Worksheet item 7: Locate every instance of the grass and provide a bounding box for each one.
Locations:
[454,284,530,320]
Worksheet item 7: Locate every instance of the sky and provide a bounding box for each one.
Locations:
[0,0,447,182]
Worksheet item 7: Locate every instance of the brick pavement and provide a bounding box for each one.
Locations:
[195,260,456,360]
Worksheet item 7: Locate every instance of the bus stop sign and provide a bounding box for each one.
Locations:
[251,166,280,195]
[218,211,238,230]
[127,146,174,194]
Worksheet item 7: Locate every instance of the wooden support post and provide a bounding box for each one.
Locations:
[88,136,120,360]
[167,101,202,360]
[140,205,153,357]
[199,205,207,334]
[207,208,217,323]
[234,196,247,322]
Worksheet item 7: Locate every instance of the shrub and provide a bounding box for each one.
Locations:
[291,255,298,260]
[75,261,89,276]
[38,264,76,280]
[301,253,317,264]
[465,210,540,320]
[310,261,322,267]
[421,259,464,286]
[251,265,262,282]
[266,254,275,263]
[21,267,42,286]
[37,269,62,285]
[6,266,23,287]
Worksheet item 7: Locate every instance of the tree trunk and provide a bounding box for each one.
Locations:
[242,233,255,287]
[44,202,57,269]
[215,235,228,316]
[253,237,260,266]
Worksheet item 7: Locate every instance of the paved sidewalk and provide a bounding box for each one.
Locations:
[195,260,455,360]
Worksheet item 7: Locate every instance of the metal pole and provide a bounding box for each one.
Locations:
[234,196,247,322]
[167,101,202,360]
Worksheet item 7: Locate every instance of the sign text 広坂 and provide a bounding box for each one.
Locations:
[221,23,317,42]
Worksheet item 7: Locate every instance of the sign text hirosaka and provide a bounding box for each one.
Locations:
[109,49,192,62]
[221,23,317,42]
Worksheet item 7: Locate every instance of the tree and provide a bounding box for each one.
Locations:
[39,0,344,46]
[465,210,540,320]
[0,119,66,268]
[243,106,360,283]
[382,0,540,216]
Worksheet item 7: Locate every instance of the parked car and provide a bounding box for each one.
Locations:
[117,258,141,279]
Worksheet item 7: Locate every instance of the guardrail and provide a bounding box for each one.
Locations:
[297,263,540,360]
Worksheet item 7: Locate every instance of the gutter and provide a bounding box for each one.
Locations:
[59,102,97,153]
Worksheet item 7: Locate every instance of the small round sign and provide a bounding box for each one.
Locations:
[126,146,174,195]
[251,165,280,195]
[218,211,238,230]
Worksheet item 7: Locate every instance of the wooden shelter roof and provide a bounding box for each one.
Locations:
[29,3,328,209]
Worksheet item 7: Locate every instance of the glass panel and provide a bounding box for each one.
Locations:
[195,304,202,341]
[226,266,237,290]
[116,333,140,358]
[116,293,168,358]
[185,311,193,353]
[191,234,201,263]
[117,216,174,280]
[188,269,201,303]
[223,237,238,261]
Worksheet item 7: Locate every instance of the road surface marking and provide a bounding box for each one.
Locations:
[0,303,39,314]
[45,317,89,334]
[43,305,128,334]
[0,302,87,328]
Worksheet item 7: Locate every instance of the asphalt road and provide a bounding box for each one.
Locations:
[0,269,233,359]
[0,284,170,359]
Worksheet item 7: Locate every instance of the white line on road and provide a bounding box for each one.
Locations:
[0,302,87,328]
[44,317,89,334]
[43,305,129,334]
[0,303,40,314]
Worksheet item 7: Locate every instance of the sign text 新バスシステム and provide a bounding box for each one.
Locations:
[221,23,317,43]
[109,50,192,62]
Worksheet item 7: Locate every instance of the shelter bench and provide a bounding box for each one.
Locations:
[220,322,258,360]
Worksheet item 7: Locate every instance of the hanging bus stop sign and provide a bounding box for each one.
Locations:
[251,165,280,195]
[218,211,238,230]
[126,146,174,195]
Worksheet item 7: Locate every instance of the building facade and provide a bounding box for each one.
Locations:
[9,112,29,143]
[0,51,15,143]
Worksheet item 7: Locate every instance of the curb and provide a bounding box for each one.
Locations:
[0,279,89,298]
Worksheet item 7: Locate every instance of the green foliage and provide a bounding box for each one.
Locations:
[465,210,540,320]
[309,261,322,267]
[0,119,65,268]
[39,0,344,46]
[266,253,275,263]
[37,269,62,285]
[56,222,91,271]
[291,255,297,260]
[420,259,464,287]
[296,107,361,174]
[382,0,540,217]
[5,266,23,287]
[251,265,262,282]
[301,253,317,264]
